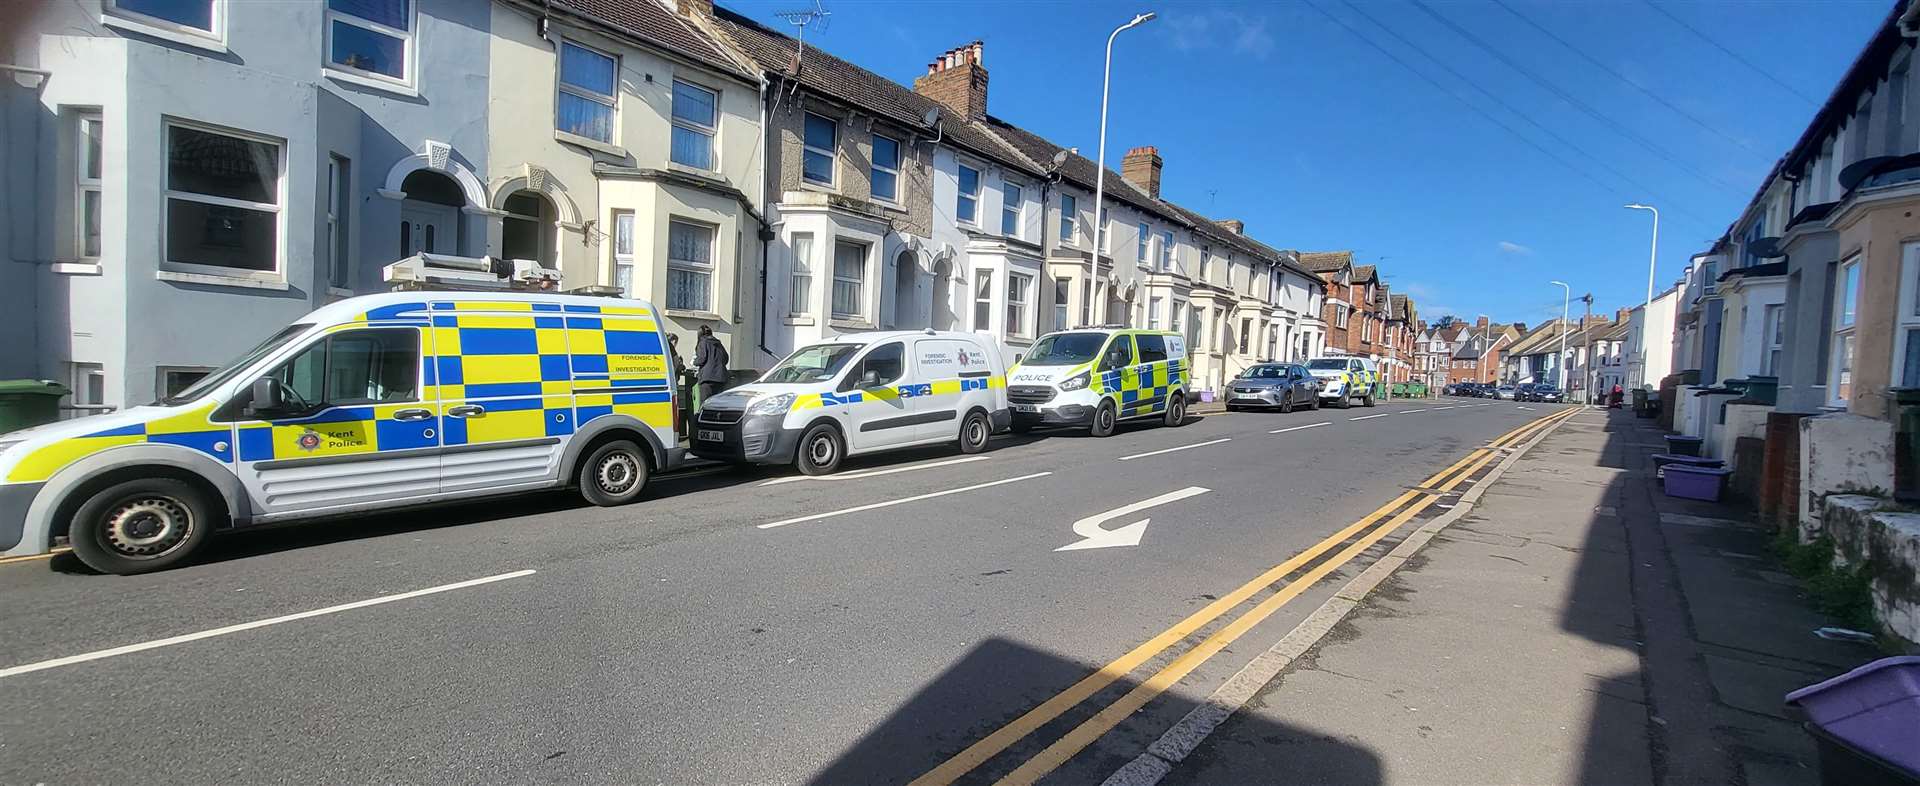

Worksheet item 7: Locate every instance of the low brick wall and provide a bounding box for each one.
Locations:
[1823,495,1920,646]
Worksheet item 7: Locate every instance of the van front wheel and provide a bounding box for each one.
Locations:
[68,477,215,575]
[796,423,844,475]
[958,410,991,454]
[580,440,649,507]
[1090,400,1118,438]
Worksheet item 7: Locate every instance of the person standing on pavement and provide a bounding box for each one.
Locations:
[692,325,729,411]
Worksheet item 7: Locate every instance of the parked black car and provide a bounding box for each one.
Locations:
[1531,385,1565,403]
[1225,363,1320,413]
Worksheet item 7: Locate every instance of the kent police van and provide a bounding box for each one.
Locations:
[689,330,1009,475]
[0,292,681,574]
[1305,356,1380,408]
[1005,327,1191,437]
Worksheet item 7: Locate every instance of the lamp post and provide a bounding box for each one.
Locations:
[1625,203,1659,306]
[1086,11,1156,326]
[1551,280,1571,390]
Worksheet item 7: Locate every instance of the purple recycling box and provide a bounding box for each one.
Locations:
[1787,657,1920,777]
[1663,464,1732,502]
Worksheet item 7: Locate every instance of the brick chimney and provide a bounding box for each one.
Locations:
[1214,219,1244,234]
[1475,315,1490,331]
[1616,307,1631,323]
[912,42,988,120]
[674,0,712,16]
[1121,146,1163,198]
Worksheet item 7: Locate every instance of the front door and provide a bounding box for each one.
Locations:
[839,341,918,452]
[233,326,439,517]
[401,202,457,256]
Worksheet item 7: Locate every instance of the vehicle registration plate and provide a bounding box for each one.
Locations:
[1014,404,1039,413]
[697,429,725,442]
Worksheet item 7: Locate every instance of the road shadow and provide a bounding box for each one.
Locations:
[807,636,1381,785]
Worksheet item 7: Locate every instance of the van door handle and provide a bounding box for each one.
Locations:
[393,408,434,422]
[447,404,485,418]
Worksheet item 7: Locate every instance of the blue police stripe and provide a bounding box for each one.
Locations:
[432,315,459,327]
[534,316,564,329]
[87,423,146,438]
[570,354,609,374]
[577,404,614,424]
[366,302,429,320]
[531,303,563,312]
[436,356,464,385]
[564,317,602,330]
[375,419,437,451]
[305,406,376,424]
[605,329,663,355]
[545,409,575,437]
[563,304,602,313]
[608,377,669,389]
[539,354,571,381]
[441,416,468,446]
[460,328,538,355]
[237,427,274,461]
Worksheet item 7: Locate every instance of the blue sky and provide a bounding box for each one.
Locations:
[724,0,1889,327]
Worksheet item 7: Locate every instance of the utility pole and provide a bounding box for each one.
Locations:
[1581,293,1595,404]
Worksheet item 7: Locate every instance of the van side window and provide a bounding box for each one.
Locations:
[1136,334,1168,363]
[853,342,905,388]
[266,329,419,411]
[1100,335,1135,371]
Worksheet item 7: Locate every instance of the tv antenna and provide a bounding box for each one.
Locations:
[774,0,831,73]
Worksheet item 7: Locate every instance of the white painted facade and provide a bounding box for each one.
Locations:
[1626,286,1679,390]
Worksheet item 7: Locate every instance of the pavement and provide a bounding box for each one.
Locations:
[1158,406,1884,786]
[0,394,1565,785]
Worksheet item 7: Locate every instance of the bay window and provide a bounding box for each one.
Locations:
[831,240,866,319]
[666,220,714,312]
[789,233,814,316]
[1007,272,1032,337]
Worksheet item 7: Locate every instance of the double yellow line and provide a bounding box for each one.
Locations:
[912,406,1580,786]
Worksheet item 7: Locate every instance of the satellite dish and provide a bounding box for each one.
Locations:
[1050,150,1069,167]
[1838,156,1899,192]
[922,106,940,128]
[1749,237,1786,259]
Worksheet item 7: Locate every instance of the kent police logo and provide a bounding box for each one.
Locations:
[297,431,323,452]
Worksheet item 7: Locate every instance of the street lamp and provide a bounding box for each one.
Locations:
[1086,11,1156,326]
[1625,204,1659,306]
[1551,280,1571,390]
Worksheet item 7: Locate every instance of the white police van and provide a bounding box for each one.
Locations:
[1004,328,1191,437]
[689,330,1010,475]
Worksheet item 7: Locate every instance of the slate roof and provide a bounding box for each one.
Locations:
[1150,198,1316,279]
[1299,251,1353,273]
[543,0,754,79]
[1388,293,1411,321]
[977,115,1182,223]
[1352,264,1378,284]
[1506,319,1570,356]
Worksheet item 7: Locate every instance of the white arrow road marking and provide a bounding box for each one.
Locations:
[0,570,538,679]
[1056,486,1211,552]
[759,472,1052,529]
[1269,422,1330,434]
[758,455,990,486]
[1115,438,1231,462]
[1349,413,1390,421]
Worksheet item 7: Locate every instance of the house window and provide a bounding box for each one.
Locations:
[666,219,714,312]
[1238,318,1251,354]
[973,270,993,331]
[163,122,282,276]
[557,42,617,143]
[1159,230,1174,272]
[1053,278,1070,330]
[1147,296,1163,329]
[326,154,350,289]
[956,164,980,225]
[870,134,900,202]
[1336,306,1349,329]
[1007,272,1032,337]
[69,362,106,417]
[77,113,103,259]
[109,0,217,36]
[156,366,214,399]
[1137,222,1150,266]
[1060,193,1077,243]
[1098,207,1110,253]
[502,191,555,264]
[1762,303,1784,375]
[611,210,635,296]
[803,113,836,185]
[1002,182,1022,238]
[326,0,411,83]
[1898,244,1920,387]
[671,80,719,169]
[831,240,866,319]
[1831,257,1859,405]
[1199,246,1210,280]
[789,233,814,316]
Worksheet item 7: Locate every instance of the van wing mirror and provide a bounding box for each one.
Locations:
[249,377,284,414]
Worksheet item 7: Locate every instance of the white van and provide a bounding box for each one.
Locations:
[0,292,683,574]
[1005,328,1191,437]
[689,330,1009,475]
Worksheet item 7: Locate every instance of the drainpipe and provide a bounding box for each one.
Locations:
[754,72,776,363]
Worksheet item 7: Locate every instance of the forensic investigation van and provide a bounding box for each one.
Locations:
[1004,327,1191,437]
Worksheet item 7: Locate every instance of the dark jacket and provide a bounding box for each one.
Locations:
[692,335,730,384]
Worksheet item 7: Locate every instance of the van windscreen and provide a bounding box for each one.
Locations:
[1023,332,1106,366]
[764,343,862,383]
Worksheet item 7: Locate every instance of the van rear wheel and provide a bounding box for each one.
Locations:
[580,440,649,507]
[68,478,215,575]
[1163,393,1187,427]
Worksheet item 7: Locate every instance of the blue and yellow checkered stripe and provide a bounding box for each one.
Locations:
[791,375,1005,411]
[1097,359,1188,417]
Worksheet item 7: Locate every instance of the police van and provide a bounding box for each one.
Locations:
[689,330,1010,475]
[1305,355,1379,408]
[1005,327,1191,437]
[0,292,682,574]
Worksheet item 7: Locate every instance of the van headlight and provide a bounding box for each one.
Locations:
[1058,372,1090,392]
[747,393,796,416]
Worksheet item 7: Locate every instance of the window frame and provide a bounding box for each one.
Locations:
[325,154,351,290]
[1007,271,1032,338]
[104,0,223,44]
[1001,181,1023,238]
[1098,207,1110,254]
[160,118,286,281]
[670,78,720,170]
[665,218,717,313]
[1060,193,1078,245]
[1136,222,1151,267]
[956,162,981,226]
[803,112,837,187]
[789,232,815,318]
[1158,230,1174,273]
[1053,278,1071,331]
[611,209,636,297]
[869,132,901,203]
[1762,303,1785,376]
[830,239,868,320]
[554,39,620,145]
[1831,256,1860,407]
[324,0,415,88]
[76,112,103,261]
[973,269,993,332]
[257,327,423,417]
[1896,244,1920,388]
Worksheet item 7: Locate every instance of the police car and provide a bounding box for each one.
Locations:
[0,292,683,574]
[689,330,1010,475]
[1005,327,1191,437]
[1305,356,1379,408]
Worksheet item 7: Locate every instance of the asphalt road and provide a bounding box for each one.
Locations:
[0,396,1564,785]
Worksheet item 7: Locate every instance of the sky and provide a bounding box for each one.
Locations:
[722,0,1892,328]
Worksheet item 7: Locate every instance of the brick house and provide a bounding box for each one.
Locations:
[1446,317,1520,384]
[1386,293,1418,383]
[1304,251,1390,361]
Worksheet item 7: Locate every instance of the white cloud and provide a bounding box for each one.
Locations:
[1498,241,1533,255]
[1166,11,1274,59]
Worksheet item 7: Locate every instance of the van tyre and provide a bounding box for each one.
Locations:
[958,410,992,454]
[68,477,216,575]
[1090,399,1118,438]
[1364,391,1377,407]
[1164,393,1187,427]
[796,423,844,475]
[580,440,649,507]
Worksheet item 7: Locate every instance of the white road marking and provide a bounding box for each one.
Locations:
[1349,413,1390,421]
[1516,405,1535,411]
[1431,406,1456,411]
[1057,486,1211,552]
[0,570,537,680]
[1269,422,1331,435]
[1115,438,1232,462]
[1400,408,1427,414]
[758,455,990,486]
[758,472,1053,529]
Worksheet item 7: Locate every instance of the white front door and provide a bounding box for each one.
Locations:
[401,202,458,256]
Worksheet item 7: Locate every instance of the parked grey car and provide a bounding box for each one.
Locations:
[1225,363,1320,413]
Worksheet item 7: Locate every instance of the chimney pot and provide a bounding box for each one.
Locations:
[913,41,990,120]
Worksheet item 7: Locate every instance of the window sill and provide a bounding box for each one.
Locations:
[798,180,839,195]
[666,161,723,180]
[155,270,290,291]
[665,308,723,322]
[873,199,908,215]
[830,318,875,331]
[784,315,816,326]
[556,130,629,158]
[100,14,227,54]
[323,68,418,99]
[52,261,103,276]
